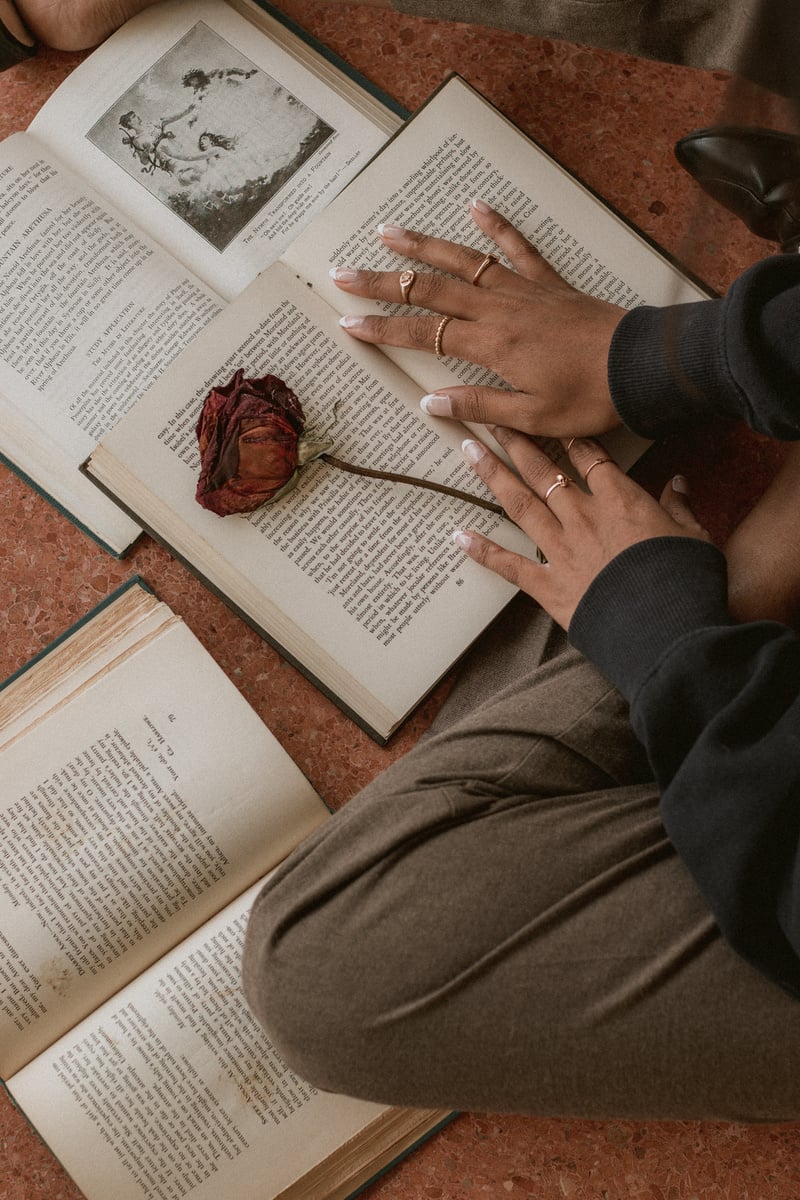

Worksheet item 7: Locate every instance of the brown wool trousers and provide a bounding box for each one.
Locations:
[243,597,800,1119]
[389,0,800,99]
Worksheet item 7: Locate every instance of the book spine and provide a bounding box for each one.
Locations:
[0,450,137,559]
[252,0,410,119]
[0,575,151,692]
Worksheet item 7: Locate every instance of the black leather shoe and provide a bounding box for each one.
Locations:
[675,126,800,252]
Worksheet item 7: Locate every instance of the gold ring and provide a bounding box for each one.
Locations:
[584,457,613,483]
[543,473,570,505]
[399,268,416,304]
[471,253,498,286]
[434,314,452,360]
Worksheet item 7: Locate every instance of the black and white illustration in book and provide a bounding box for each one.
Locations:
[86,22,335,251]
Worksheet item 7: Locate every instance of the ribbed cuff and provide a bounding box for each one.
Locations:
[569,537,732,700]
[609,256,800,441]
[608,300,734,438]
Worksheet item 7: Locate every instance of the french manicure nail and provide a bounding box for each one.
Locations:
[461,438,485,463]
[378,223,407,240]
[339,315,365,330]
[329,266,360,282]
[452,529,473,550]
[672,474,689,494]
[420,393,452,416]
[471,197,493,214]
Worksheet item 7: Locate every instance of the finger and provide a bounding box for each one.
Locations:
[340,311,473,361]
[469,198,565,287]
[377,221,521,292]
[451,527,544,594]
[420,386,545,435]
[462,436,563,533]
[658,475,710,537]
[330,264,480,319]
[564,436,621,490]
[488,425,577,507]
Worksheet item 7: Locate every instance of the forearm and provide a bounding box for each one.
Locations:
[608,254,800,440]
[570,536,800,996]
[640,618,800,996]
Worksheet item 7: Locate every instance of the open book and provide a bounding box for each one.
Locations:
[0,0,401,555]
[85,75,710,742]
[0,578,449,1200]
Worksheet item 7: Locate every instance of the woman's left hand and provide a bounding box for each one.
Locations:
[331,205,624,439]
[456,429,712,629]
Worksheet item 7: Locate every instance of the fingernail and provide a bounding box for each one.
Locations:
[420,393,452,416]
[471,197,493,214]
[452,529,473,551]
[378,223,407,241]
[672,474,689,494]
[329,266,359,282]
[461,438,485,464]
[339,315,365,330]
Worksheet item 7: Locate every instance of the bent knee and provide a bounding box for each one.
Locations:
[241,868,408,1099]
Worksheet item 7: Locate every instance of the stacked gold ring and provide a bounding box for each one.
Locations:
[584,457,613,482]
[543,474,570,505]
[472,253,498,285]
[399,269,416,304]
[434,315,452,360]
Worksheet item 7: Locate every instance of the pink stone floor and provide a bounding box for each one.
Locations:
[1,3,799,1198]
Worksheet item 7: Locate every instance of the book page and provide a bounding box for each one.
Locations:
[0,613,327,1077]
[8,881,436,1200]
[87,263,534,739]
[29,0,393,301]
[0,134,224,552]
[284,76,709,408]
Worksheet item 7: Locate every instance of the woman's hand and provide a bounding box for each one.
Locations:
[332,199,626,438]
[454,429,711,629]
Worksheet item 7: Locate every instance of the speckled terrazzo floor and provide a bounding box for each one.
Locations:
[1,3,800,1198]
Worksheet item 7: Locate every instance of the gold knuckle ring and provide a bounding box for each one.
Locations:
[434,314,452,360]
[543,473,571,505]
[584,457,613,483]
[399,268,416,304]
[471,253,498,286]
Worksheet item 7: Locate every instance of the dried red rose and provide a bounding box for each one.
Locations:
[194,367,505,520]
[195,369,307,516]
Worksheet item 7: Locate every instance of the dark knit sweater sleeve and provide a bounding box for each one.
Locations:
[608,253,800,439]
[570,538,800,996]
[571,258,800,993]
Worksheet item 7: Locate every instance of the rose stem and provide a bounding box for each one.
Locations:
[319,454,504,516]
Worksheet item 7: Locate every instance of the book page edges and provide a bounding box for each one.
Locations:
[276,1108,454,1200]
[233,0,407,130]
